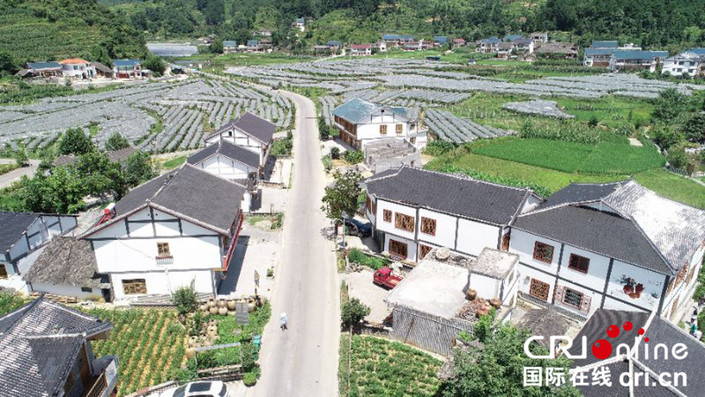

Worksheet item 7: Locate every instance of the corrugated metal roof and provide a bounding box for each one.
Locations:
[26,62,61,70]
[591,40,619,48]
[332,98,408,124]
[612,50,668,60]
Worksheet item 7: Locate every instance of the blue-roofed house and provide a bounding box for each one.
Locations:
[609,50,669,72]
[475,36,501,53]
[662,49,705,77]
[112,59,142,78]
[326,40,342,49]
[223,41,237,53]
[433,36,448,46]
[331,98,426,150]
[381,34,415,47]
[24,61,62,78]
[591,40,619,49]
[246,40,263,52]
[583,48,615,67]
[294,17,306,32]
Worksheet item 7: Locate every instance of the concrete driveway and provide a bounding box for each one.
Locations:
[341,269,392,324]
[0,159,40,188]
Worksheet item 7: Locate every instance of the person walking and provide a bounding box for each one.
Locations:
[280,312,288,330]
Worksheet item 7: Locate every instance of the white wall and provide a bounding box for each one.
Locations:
[196,155,252,180]
[456,219,500,257]
[112,269,215,300]
[205,131,266,166]
[31,282,103,300]
[366,195,377,225]
[553,280,603,317]
[384,234,417,261]
[509,229,561,274]
[606,260,666,312]
[375,200,417,241]
[417,208,456,249]
[518,264,556,303]
[469,273,500,300]
[558,245,610,292]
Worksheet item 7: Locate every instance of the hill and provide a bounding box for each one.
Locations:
[0,0,146,67]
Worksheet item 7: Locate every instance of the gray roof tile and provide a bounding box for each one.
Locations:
[24,237,103,288]
[0,212,40,254]
[210,112,275,144]
[188,140,259,169]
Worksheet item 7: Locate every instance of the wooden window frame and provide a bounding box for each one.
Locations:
[419,244,433,260]
[383,209,392,222]
[529,278,549,301]
[389,239,408,259]
[380,125,387,135]
[80,287,92,293]
[394,212,415,233]
[0,264,8,280]
[568,254,590,274]
[500,233,510,251]
[157,242,172,259]
[122,279,147,295]
[561,287,584,310]
[420,217,436,236]
[395,124,403,134]
[532,242,554,264]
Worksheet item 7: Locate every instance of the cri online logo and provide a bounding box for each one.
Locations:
[524,321,687,361]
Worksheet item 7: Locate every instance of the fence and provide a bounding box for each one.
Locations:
[389,305,474,356]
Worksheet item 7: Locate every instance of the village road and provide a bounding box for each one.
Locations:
[248,90,339,397]
[0,159,40,189]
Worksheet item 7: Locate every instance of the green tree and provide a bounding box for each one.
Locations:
[124,151,159,188]
[209,38,224,54]
[440,323,580,397]
[104,132,130,152]
[683,113,705,143]
[321,169,362,221]
[343,150,363,164]
[142,54,166,77]
[172,283,198,315]
[21,168,86,213]
[341,298,370,328]
[203,0,226,26]
[653,88,692,122]
[59,128,93,155]
[74,151,127,199]
[0,51,18,76]
[14,148,28,167]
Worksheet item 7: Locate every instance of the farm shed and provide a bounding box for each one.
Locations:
[23,237,110,301]
[363,138,420,173]
[92,61,114,78]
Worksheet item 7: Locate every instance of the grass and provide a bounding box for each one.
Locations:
[0,163,19,175]
[473,137,665,174]
[161,155,187,169]
[0,291,30,316]
[634,169,705,209]
[339,334,442,397]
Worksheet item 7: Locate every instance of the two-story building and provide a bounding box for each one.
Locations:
[475,36,501,53]
[112,59,141,78]
[363,166,540,263]
[662,49,705,77]
[0,212,77,293]
[223,41,237,53]
[205,112,276,168]
[583,40,619,67]
[381,34,415,48]
[332,98,426,150]
[0,298,119,397]
[508,181,705,322]
[609,50,668,72]
[530,32,549,43]
[350,44,372,56]
[82,164,245,301]
[59,58,96,79]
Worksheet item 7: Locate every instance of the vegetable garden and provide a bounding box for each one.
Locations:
[339,334,441,397]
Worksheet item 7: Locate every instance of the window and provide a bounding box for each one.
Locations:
[409,137,416,144]
[395,124,403,134]
[380,125,387,135]
[81,287,92,293]
[419,244,433,260]
[0,264,7,280]
[562,288,584,309]
[568,254,590,273]
[529,279,549,301]
[366,196,371,212]
[123,279,147,295]
[501,233,510,251]
[420,217,436,235]
[157,242,171,258]
[532,242,554,263]
[383,209,392,222]
[395,213,415,232]
[389,239,408,259]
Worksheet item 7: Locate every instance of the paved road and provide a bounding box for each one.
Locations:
[248,91,339,397]
[0,159,40,188]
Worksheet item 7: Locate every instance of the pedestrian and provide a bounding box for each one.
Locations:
[280,312,288,331]
[690,323,697,335]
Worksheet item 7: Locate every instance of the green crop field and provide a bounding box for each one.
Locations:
[339,334,441,397]
[473,138,665,174]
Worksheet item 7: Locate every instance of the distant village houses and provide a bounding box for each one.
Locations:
[350,44,372,56]
[662,48,705,77]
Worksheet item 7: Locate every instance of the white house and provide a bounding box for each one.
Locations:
[363,166,541,263]
[294,17,305,32]
[59,58,96,79]
[332,98,426,150]
[223,41,237,53]
[0,212,77,293]
[113,59,142,79]
[350,44,372,56]
[530,32,549,43]
[475,37,501,53]
[23,237,110,301]
[205,112,276,167]
[662,49,705,77]
[508,181,705,322]
[609,50,669,72]
[82,164,246,301]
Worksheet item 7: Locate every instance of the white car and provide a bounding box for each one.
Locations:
[164,381,229,397]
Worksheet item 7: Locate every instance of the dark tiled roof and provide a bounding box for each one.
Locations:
[86,165,244,236]
[365,167,531,225]
[0,298,112,397]
[537,182,625,210]
[210,112,275,144]
[577,360,676,397]
[188,140,259,169]
[0,212,40,254]
[513,205,669,273]
[107,147,136,164]
[24,237,103,288]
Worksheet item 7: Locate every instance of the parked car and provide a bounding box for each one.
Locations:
[373,267,403,289]
[165,381,229,397]
[344,218,372,237]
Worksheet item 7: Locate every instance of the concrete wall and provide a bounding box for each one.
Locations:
[456,219,500,257]
[111,269,215,300]
[30,282,103,300]
[196,155,253,180]
[384,233,417,261]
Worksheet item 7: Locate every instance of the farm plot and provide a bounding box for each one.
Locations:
[425,109,513,143]
[87,308,188,397]
[339,334,442,397]
[0,78,293,154]
[502,99,574,119]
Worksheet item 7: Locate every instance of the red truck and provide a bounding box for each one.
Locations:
[373,267,403,289]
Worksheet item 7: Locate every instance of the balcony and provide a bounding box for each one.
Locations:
[155,256,174,265]
[84,356,119,397]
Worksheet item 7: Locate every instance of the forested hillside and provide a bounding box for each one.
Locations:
[0,0,147,67]
[102,0,705,50]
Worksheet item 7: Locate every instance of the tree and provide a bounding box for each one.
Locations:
[59,128,93,156]
[341,298,370,328]
[124,151,159,188]
[321,169,363,221]
[343,150,363,164]
[142,54,166,77]
[652,88,692,122]
[14,148,28,167]
[172,283,198,315]
[74,151,127,199]
[209,38,224,54]
[105,132,130,151]
[440,323,580,397]
[203,0,225,26]
[21,168,86,214]
[0,51,18,76]
[683,113,705,143]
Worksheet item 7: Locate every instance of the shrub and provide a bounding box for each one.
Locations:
[424,140,455,156]
[243,371,258,386]
[321,155,332,171]
[172,283,198,315]
[347,249,389,270]
[330,147,340,159]
[341,298,370,328]
[343,150,363,164]
[271,138,293,156]
[14,150,28,167]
